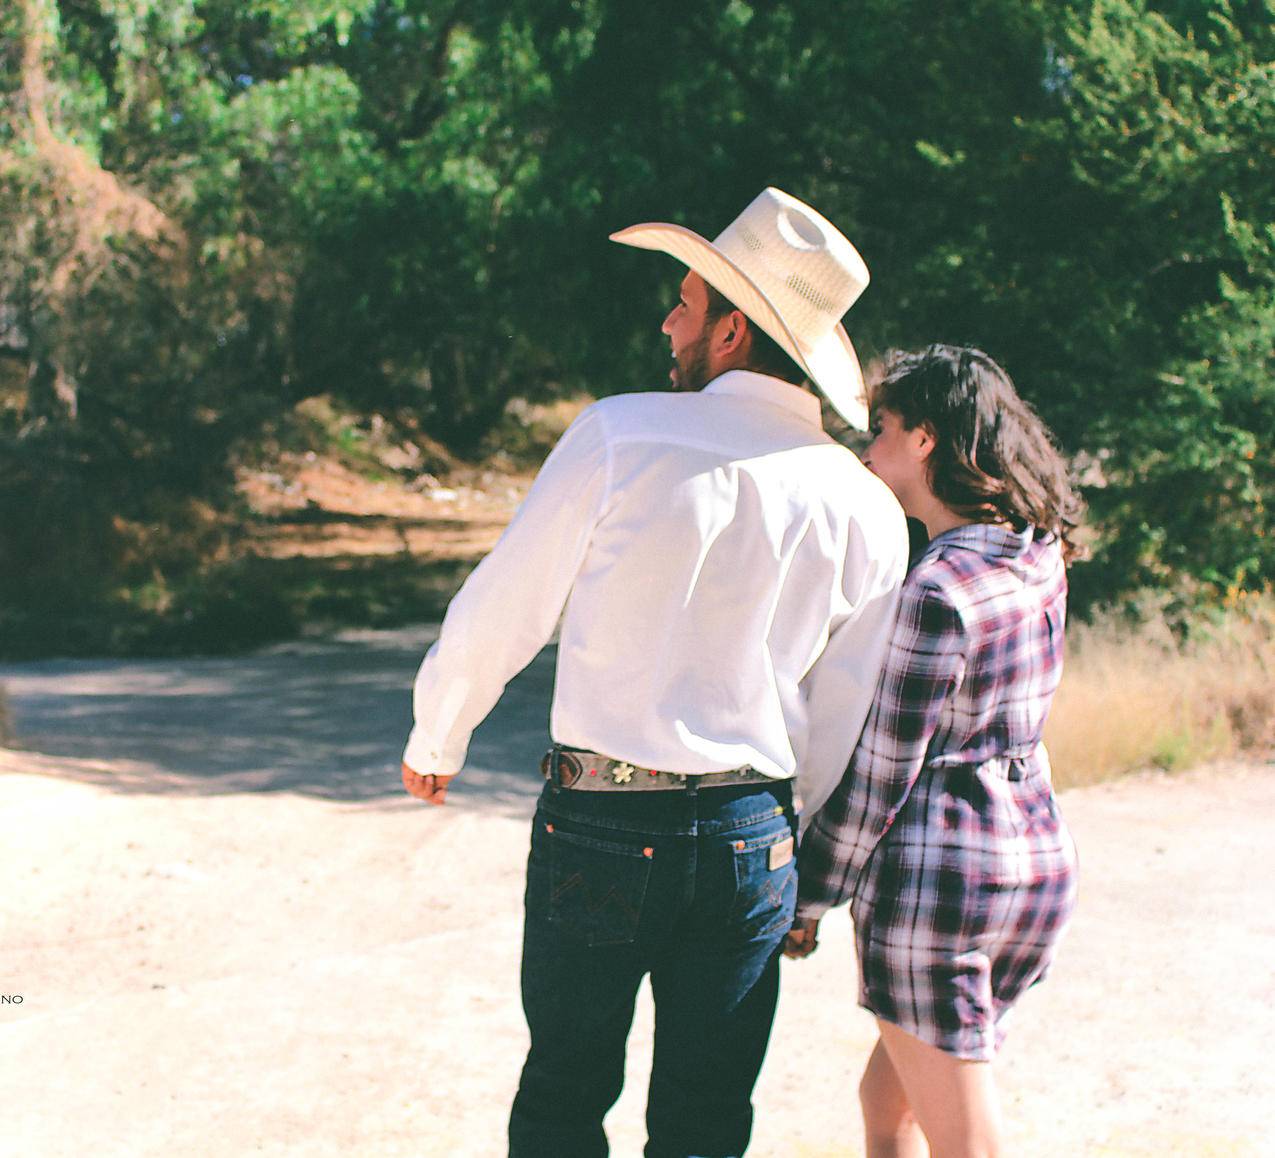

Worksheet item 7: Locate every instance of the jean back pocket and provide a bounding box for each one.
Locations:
[730,825,797,941]
[547,827,654,947]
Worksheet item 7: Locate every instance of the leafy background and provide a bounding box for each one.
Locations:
[2,0,1272,653]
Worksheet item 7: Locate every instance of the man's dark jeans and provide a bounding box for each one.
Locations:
[508,776,798,1158]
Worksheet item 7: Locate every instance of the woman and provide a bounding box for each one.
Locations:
[786,345,1082,1157]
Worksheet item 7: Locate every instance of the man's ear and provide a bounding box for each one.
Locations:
[715,308,751,357]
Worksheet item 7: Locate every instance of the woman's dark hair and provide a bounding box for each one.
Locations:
[872,344,1085,562]
[703,282,807,386]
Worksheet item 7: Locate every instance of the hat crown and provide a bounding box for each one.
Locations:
[712,188,869,357]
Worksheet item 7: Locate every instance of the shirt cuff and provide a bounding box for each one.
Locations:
[401,729,465,777]
[795,897,834,920]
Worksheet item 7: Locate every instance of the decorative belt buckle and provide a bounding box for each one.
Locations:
[555,750,583,788]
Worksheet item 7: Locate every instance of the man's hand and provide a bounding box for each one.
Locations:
[783,915,820,959]
[402,762,455,806]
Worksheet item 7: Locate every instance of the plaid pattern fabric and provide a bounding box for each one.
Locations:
[798,522,1078,1059]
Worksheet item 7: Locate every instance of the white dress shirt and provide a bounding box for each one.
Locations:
[403,370,908,819]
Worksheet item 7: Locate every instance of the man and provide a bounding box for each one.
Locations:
[402,188,908,1157]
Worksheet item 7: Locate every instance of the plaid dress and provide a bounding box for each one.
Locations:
[798,522,1078,1060]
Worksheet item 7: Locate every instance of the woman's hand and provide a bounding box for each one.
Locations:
[783,915,820,959]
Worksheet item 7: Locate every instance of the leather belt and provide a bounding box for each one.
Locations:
[540,746,777,792]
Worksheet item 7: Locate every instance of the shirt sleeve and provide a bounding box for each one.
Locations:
[796,578,967,918]
[794,511,908,825]
[401,404,611,775]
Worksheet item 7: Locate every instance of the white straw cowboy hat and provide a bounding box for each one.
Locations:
[610,187,871,429]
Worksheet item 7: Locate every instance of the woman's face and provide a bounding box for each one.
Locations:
[862,408,933,515]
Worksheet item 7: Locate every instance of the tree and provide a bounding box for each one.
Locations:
[2,0,1270,653]
[1040,0,1275,607]
[507,0,1275,609]
[1,0,560,645]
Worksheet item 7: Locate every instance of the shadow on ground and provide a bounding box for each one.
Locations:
[0,627,551,815]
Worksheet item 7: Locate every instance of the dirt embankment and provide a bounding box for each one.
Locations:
[234,394,596,567]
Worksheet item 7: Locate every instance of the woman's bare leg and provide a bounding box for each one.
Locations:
[876,1019,1003,1158]
[860,1036,928,1158]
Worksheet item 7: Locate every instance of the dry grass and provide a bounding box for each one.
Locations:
[1046,593,1275,789]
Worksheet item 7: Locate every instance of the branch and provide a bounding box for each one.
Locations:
[15,0,183,296]
[393,6,466,147]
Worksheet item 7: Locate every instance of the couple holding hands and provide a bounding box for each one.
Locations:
[402,188,1080,1158]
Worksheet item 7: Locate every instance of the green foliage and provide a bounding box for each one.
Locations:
[505,0,1273,611]
[1,0,1272,653]
[1042,0,1275,606]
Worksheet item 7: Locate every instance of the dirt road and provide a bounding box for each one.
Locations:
[1,632,1272,1156]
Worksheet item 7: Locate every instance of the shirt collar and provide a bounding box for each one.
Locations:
[924,521,1037,561]
[702,370,823,427]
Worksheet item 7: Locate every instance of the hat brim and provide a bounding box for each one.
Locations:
[610,222,868,430]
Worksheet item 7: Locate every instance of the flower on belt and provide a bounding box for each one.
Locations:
[612,762,635,784]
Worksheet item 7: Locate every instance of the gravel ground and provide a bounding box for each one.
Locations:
[1,632,1272,1156]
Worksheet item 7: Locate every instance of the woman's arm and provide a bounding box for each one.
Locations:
[796,577,967,917]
